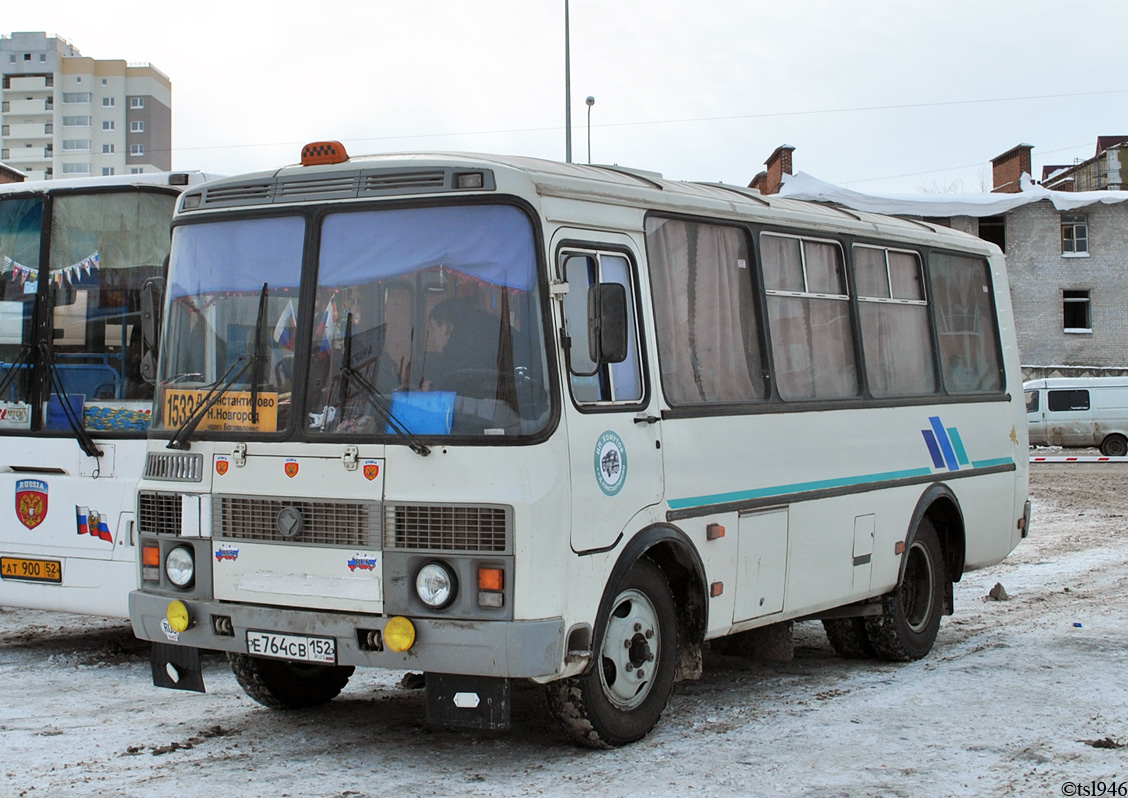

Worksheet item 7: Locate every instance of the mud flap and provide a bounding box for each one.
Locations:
[425,673,511,730]
[150,642,206,693]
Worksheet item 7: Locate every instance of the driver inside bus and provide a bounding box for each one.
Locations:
[420,296,500,397]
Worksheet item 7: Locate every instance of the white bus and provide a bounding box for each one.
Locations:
[0,172,208,619]
[129,144,1029,747]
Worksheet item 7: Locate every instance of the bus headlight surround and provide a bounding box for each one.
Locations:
[165,545,195,588]
[415,561,457,609]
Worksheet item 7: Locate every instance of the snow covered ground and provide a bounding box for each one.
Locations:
[2,463,1126,798]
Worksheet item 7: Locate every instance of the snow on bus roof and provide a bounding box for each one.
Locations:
[776,171,1128,218]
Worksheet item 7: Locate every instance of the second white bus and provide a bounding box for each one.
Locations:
[129,145,1029,747]
[0,172,208,618]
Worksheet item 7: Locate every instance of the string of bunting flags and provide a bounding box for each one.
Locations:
[2,252,100,286]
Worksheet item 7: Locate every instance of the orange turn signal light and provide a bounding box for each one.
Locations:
[478,567,504,592]
[142,545,161,567]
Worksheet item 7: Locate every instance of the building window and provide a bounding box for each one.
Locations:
[101,78,108,86]
[62,139,92,151]
[102,120,115,130]
[102,144,114,153]
[62,163,91,174]
[130,167,144,174]
[62,92,92,104]
[63,115,92,127]
[1062,215,1088,256]
[1063,290,1092,332]
[130,97,145,109]
[978,215,1006,252]
[130,120,144,133]
[102,167,115,176]
[102,96,115,107]
[39,54,46,63]
[130,144,144,156]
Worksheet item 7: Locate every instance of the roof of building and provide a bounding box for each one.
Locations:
[1095,136,1128,156]
[777,171,1128,218]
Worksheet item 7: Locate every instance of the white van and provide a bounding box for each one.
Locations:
[1024,377,1128,456]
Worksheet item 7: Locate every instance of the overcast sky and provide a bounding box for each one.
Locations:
[6,0,1127,193]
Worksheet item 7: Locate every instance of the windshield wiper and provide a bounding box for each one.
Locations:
[338,312,430,456]
[166,283,270,450]
[38,342,103,459]
[249,283,267,426]
[165,355,254,450]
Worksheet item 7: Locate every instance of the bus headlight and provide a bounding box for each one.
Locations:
[165,546,195,588]
[415,561,456,609]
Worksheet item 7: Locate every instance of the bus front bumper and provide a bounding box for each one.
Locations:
[129,590,566,680]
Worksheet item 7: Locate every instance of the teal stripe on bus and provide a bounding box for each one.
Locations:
[667,458,1016,512]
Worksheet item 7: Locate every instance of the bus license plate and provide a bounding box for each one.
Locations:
[1,556,62,583]
[246,631,336,664]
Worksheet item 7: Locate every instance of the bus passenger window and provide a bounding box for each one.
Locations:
[855,245,936,397]
[762,234,858,401]
[929,253,1003,394]
[645,216,764,405]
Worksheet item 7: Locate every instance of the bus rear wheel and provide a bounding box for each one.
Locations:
[544,559,678,748]
[864,518,945,662]
[228,653,354,709]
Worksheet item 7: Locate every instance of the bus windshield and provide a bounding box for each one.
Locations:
[154,203,551,440]
[307,204,550,438]
[0,190,177,433]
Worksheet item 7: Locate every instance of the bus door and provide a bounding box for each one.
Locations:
[556,238,663,553]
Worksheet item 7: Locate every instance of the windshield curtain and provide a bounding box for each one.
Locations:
[306,204,551,438]
[155,216,306,434]
[0,196,42,415]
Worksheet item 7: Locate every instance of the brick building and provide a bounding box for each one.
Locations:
[774,140,1128,377]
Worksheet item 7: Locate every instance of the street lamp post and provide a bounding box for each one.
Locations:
[586,96,595,164]
[565,0,572,163]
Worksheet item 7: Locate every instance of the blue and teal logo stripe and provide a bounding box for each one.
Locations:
[922,416,969,472]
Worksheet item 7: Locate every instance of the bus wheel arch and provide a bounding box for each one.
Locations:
[544,526,706,747]
[865,486,964,662]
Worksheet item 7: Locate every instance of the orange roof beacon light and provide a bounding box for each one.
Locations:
[301,141,349,166]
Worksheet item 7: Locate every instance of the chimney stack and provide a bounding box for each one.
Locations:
[991,143,1033,193]
[750,145,795,195]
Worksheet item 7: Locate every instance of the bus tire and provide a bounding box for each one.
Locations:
[1100,434,1128,458]
[863,518,945,662]
[544,559,678,748]
[822,617,875,659]
[228,653,354,709]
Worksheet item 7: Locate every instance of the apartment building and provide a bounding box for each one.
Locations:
[0,31,171,179]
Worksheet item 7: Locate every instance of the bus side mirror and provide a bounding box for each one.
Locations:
[587,282,628,364]
[140,277,165,383]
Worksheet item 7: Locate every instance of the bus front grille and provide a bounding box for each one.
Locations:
[384,504,510,553]
[138,492,183,535]
[214,496,380,547]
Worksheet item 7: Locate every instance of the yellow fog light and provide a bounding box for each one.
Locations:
[384,616,416,653]
[166,600,191,633]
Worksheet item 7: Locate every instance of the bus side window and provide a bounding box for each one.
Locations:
[561,251,642,405]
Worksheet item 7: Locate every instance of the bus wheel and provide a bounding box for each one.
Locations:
[1101,434,1128,457]
[544,559,678,748]
[864,518,945,662]
[821,617,875,658]
[228,653,354,709]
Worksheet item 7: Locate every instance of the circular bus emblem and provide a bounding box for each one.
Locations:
[594,430,627,496]
[277,506,304,539]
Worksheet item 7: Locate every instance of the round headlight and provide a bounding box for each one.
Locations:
[165,546,195,588]
[415,561,456,609]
